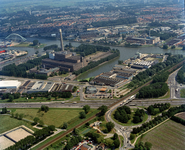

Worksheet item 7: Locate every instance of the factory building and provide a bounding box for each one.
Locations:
[29,67,60,76]
[42,51,87,72]
[0,80,21,89]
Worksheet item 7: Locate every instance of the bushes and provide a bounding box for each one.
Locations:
[147,103,170,115]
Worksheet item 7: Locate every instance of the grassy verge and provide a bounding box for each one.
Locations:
[119,135,124,147]
[111,109,148,126]
[180,89,185,98]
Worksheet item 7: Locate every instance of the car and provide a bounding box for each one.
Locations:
[180,83,182,86]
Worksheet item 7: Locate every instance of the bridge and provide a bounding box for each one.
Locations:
[5,33,27,42]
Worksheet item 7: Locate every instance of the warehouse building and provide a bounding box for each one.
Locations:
[0,80,21,89]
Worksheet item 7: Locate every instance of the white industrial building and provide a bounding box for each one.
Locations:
[0,80,21,89]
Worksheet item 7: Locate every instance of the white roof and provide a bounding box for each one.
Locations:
[0,80,21,88]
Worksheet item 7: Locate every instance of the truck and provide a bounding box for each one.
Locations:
[128,95,135,100]
[175,88,179,92]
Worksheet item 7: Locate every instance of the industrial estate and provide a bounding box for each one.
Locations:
[1,0,185,150]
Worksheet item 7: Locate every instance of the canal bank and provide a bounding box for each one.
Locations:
[2,37,185,79]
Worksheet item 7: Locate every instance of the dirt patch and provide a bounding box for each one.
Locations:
[175,112,185,120]
[6,127,33,142]
[0,136,15,150]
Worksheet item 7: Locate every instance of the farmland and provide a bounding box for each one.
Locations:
[140,120,185,150]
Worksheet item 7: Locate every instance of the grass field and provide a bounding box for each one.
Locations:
[13,108,97,127]
[180,89,185,98]
[140,120,185,150]
[0,115,36,134]
[111,108,148,126]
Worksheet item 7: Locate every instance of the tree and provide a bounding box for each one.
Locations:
[38,120,44,126]
[113,133,118,140]
[163,44,168,49]
[73,128,79,135]
[48,95,51,100]
[48,125,55,131]
[19,114,24,120]
[79,111,86,119]
[33,40,39,46]
[2,107,7,114]
[33,117,40,124]
[171,45,175,49]
[114,138,120,148]
[98,105,108,116]
[41,105,49,112]
[83,105,90,114]
[105,138,114,147]
[62,122,68,129]
[9,95,14,102]
[145,142,152,149]
[106,122,115,132]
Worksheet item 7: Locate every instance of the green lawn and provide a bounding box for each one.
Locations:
[180,89,185,98]
[0,115,36,134]
[140,120,185,150]
[111,109,148,126]
[13,108,87,127]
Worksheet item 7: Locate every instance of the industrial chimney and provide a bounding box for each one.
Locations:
[59,29,64,51]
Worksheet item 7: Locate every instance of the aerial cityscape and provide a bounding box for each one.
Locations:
[1,0,185,150]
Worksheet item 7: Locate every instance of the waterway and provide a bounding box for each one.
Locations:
[2,37,185,79]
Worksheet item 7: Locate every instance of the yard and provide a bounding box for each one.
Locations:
[139,120,185,150]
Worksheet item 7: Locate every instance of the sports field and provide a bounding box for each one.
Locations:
[13,108,94,127]
[140,120,185,150]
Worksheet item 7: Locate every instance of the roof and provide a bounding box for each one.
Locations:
[100,87,107,92]
[0,80,21,88]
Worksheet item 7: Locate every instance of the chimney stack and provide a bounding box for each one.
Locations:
[59,29,64,51]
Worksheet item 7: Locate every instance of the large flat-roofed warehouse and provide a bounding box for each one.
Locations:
[0,80,21,89]
[27,81,55,93]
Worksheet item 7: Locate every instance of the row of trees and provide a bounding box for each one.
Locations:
[136,82,168,98]
[176,63,185,84]
[6,126,55,150]
[22,91,72,99]
[134,141,152,150]
[0,55,48,79]
[1,93,20,101]
[74,49,120,75]
[147,103,170,115]
[43,44,59,51]
[114,106,131,123]
[171,115,185,126]
[128,54,183,88]
[132,104,185,135]
[91,17,137,27]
